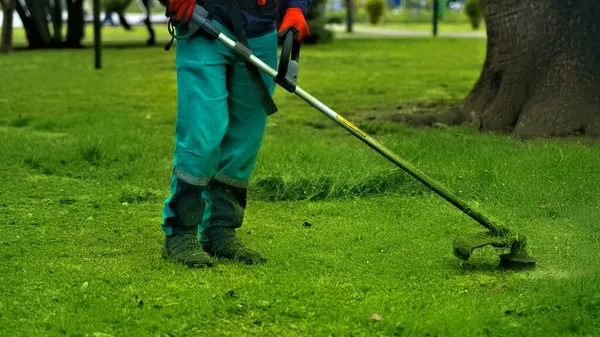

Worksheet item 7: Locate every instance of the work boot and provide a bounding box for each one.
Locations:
[161,178,212,268]
[200,180,266,264]
[202,227,266,265]
[162,233,213,268]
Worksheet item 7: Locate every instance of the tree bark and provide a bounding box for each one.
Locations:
[345,0,354,33]
[65,0,84,47]
[395,0,600,138]
[25,0,52,46]
[15,0,47,48]
[14,1,32,44]
[49,0,63,44]
[0,0,16,53]
[13,0,85,49]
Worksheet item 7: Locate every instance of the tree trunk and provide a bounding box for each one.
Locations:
[345,0,354,33]
[15,0,46,48]
[25,0,52,46]
[65,0,84,48]
[0,0,16,53]
[49,0,63,44]
[395,0,600,138]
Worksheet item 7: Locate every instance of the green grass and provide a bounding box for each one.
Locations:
[328,7,472,24]
[326,6,482,28]
[10,24,172,46]
[325,6,485,33]
[360,22,479,32]
[1,31,599,336]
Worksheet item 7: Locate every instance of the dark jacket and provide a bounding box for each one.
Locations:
[205,0,310,38]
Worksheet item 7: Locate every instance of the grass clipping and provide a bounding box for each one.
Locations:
[251,169,428,201]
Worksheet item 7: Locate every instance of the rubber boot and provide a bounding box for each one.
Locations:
[200,180,266,265]
[162,178,213,268]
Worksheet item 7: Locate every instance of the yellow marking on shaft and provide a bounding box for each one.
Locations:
[336,115,367,138]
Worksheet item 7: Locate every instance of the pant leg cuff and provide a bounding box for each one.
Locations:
[174,168,212,187]
[214,173,248,189]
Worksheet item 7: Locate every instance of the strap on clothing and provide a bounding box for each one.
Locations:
[226,0,279,116]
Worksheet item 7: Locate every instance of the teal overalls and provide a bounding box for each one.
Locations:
[161,0,297,244]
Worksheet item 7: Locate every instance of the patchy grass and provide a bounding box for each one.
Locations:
[1,32,599,337]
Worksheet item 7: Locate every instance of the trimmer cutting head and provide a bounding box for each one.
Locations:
[499,238,537,270]
[453,232,537,270]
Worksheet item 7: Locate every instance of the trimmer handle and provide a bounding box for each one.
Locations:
[276,27,301,93]
[188,5,220,39]
[159,0,221,40]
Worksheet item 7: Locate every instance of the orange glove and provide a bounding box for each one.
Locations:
[167,0,196,24]
[278,8,310,41]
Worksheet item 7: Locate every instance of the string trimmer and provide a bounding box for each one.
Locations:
[160,3,537,270]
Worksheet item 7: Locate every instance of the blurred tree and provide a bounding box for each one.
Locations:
[65,0,85,47]
[0,0,16,53]
[396,0,600,138]
[16,0,51,48]
[464,0,482,29]
[14,0,154,49]
[50,0,65,44]
[303,0,334,44]
[15,0,83,48]
[345,0,354,32]
[365,0,384,24]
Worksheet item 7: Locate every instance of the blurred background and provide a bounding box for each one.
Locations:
[0,0,483,51]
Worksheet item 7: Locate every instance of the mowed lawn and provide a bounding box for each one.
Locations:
[1,28,599,337]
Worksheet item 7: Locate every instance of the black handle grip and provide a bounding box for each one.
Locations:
[276,27,301,93]
[278,28,300,73]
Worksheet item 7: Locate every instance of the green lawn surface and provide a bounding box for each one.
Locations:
[1,31,599,336]
[327,6,484,32]
[328,7,476,23]
[362,22,479,32]
[10,24,171,45]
